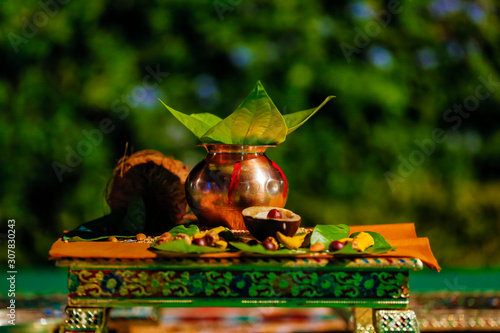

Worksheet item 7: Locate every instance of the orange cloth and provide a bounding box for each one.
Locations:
[350,223,440,271]
[49,240,156,259]
[350,223,417,240]
[49,222,440,271]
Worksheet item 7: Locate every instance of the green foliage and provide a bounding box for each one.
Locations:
[161,81,332,144]
[159,100,223,140]
[1,0,500,267]
[200,81,288,144]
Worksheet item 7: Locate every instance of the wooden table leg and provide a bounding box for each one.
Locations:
[59,306,110,333]
[374,309,420,333]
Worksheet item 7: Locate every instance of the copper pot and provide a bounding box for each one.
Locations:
[185,144,288,230]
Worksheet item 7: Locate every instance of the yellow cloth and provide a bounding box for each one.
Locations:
[49,222,440,271]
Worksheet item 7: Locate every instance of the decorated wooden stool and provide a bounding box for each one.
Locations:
[50,223,440,333]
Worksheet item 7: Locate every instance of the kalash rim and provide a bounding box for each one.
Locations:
[196,143,278,154]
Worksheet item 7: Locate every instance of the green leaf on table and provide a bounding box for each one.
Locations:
[64,235,136,242]
[219,229,239,242]
[284,96,335,135]
[151,239,227,254]
[328,231,395,255]
[201,81,288,145]
[63,211,125,241]
[63,194,147,241]
[310,224,350,247]
[159,100,220,139]
[230,242,308,255]
[348,231,395,254]
[167,224,200,238]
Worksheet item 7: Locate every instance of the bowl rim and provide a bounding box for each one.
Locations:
[242,206,300,221]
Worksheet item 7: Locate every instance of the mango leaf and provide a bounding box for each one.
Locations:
[310,224,350,247]
[284,96,335,135]
[151,239,227,254]
[201,81,288,145]
[167,224,200,238]
[230,242,308,255]
[159,100,220,139]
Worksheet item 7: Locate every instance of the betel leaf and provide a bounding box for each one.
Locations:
[230,242,308,255]
[159,100,220,139]
[64,235,136,242]
[329,231,395,255]
[167,224,200,238]
[348,231,395,254]
[219,229,239,242]
[151,239,227,254]
[284,96,335,135]
[310,224,350,247]
[63,194,147,241]
[190,113,223,127]
[201,81,288,145]
[63,211,125,240]
[161,81,334,145]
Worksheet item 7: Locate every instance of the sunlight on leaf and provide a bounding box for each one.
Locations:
[201,81,288,144]
[159,100,219,139]
[284,95,335,135]
[161,81,334,145]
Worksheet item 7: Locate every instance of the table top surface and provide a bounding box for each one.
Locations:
[50,223,440,271]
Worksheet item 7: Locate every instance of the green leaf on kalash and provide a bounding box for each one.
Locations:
[160,81,335,145]
[159,100,223,139]
[284,95,335,135]
[201,81,288,144]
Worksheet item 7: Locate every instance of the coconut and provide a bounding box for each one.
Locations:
[242,206,301,241]
[106,150,190,235]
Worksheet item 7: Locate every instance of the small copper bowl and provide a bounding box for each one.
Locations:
[242,206,301,241]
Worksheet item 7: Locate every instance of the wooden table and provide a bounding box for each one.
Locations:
[55,254,423,333]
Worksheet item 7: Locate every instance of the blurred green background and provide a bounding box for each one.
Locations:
[1,0,499,268]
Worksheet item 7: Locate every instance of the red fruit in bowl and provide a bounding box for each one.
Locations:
[329,240,345,252]
[267,209,282,219]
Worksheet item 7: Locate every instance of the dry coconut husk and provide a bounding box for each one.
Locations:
[106,150,190,235]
